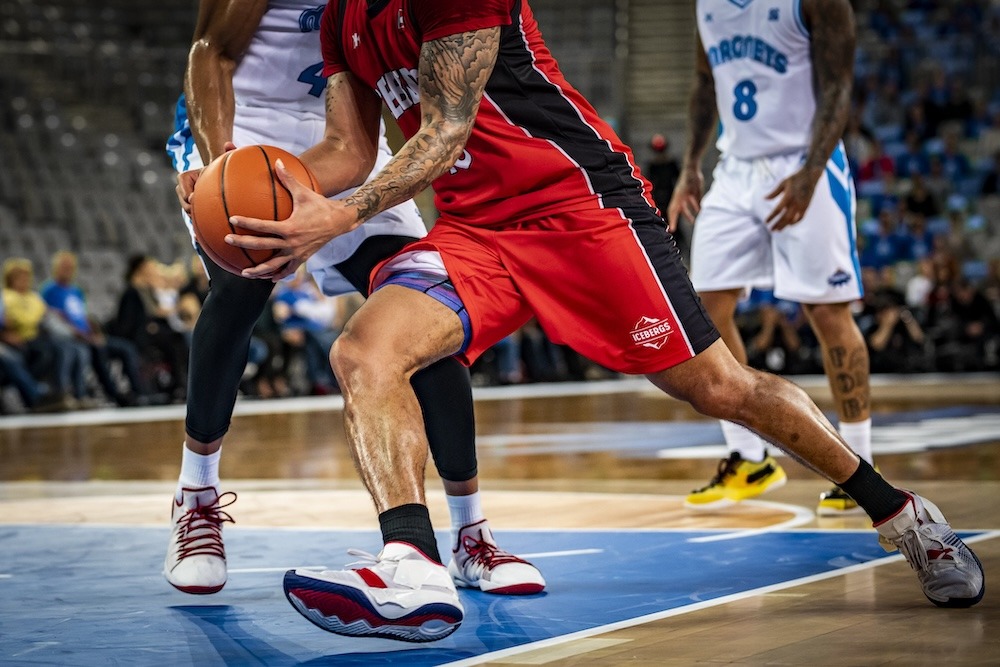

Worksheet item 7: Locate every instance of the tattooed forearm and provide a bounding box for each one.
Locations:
[344,27,500,222]
[683,41,718,170]
[802,0,855,175]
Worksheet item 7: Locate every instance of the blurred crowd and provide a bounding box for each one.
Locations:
[0,251,613,413]
[3,1,999,414]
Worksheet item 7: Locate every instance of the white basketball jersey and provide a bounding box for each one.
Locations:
[696,0,815,159]
[233,0,327,116]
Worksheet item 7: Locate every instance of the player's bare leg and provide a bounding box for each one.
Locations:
[685,290,785,509]
[649,339,857,481]
[648,338,983,607]
[332,285,465,516]
[282,285,467,642]
[803,301,873,514]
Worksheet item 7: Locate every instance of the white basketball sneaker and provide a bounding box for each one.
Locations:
[448,520,545,595]
[283,542,464,642]
[874,491,985,608]
[163,486,236,594]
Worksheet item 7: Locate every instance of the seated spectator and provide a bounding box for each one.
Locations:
[905,257,935,318]
[858,139,896,183]
[108,255,189,401]
[936,130,973,183]
[177,255,209,332]
[740,291,811,375]
[857,267,928,373]
[980,151,1000,196]
[896,211,936,262]
[895,130,930,179]
[903,173,940,218]
[1,257,82,409]
[925,277,999,371]
[861,208,905,269]
[272,268,340,395]
[924,154,953,203]
[40,251,147,407]
[0,296,43,412]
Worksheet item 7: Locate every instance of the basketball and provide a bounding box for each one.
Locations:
[191,145,320,275]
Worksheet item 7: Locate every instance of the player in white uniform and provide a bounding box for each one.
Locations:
[162,0,543,597]
[669,0,873,513]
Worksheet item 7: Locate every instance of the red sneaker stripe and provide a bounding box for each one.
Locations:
[356,567,388,589]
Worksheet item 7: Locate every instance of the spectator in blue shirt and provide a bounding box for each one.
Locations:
[895,130,931,179]
[861,208,906,270]
[41,251,146,406]
[272,268,340,395]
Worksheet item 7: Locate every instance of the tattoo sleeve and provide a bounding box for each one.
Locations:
[802,0,856,175]
[682,34,719,170]
[343,27,500,222]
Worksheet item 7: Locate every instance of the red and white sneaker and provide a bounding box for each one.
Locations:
[283,542,463,643]
[163,486,235,594]
[448,520,545,595]
[874,491,985,608]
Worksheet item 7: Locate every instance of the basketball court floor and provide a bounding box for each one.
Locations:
[1,374,998,665]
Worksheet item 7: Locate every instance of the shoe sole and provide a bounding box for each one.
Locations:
[283,570,463,642]
[454,578,545,595]
[167,581,225,595]
[684,474,787,511]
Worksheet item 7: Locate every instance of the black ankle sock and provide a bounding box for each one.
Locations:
[378,504,442,563]
[837,459,908,523]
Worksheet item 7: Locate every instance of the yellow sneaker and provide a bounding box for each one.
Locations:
[685,452,787,510]
[817,486,866,516]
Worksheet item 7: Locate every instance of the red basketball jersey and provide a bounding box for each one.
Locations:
[321,0,657,227]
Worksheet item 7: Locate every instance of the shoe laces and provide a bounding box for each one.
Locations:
[345,548,382,568]
[895,520,956,574]
[696,452,742,491]
[175,492,236,560]
[460,534,527,570]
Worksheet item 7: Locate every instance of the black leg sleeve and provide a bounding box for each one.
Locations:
[411,358,478,482]
[185,252,276,442]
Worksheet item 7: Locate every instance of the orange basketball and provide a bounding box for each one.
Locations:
[191,145,320,275]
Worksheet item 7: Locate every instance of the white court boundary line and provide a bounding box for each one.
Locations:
[438,530,1000,667]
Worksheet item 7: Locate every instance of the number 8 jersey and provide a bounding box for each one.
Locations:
[697,0,815,160]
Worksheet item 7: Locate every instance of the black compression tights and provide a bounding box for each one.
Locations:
[185,239,478,483]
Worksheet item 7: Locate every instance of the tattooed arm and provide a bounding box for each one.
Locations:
[344,28,500,220]
[228,27,500,279]
[667,33,717,231]
[765,0,855,230]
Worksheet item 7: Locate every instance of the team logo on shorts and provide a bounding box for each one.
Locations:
[827,269,852,287]
[630,316,673,350]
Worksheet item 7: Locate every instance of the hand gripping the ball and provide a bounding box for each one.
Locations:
[226,159,362,281]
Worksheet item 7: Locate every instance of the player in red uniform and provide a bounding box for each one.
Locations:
[228,0,984,643]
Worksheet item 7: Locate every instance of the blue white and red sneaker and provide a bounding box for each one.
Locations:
[448,520,545,595]
[163,486,236,594]
[283,542,464,642]
[874,491,985,608]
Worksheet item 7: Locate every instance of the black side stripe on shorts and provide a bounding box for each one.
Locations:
[485,0,655,222]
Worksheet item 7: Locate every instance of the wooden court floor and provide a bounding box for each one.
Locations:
[1,374,998,665]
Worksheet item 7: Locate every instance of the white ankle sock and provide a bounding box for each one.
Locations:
[721,421,767,462]
[176,443,221,500]
[446,491,484,547]
[839,418,873,465]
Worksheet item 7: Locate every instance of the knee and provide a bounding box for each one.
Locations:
[803,302,851,332]
[329,331,408,394]
[686,366,762,421]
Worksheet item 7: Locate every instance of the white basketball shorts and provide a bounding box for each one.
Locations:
[688,143,862,304]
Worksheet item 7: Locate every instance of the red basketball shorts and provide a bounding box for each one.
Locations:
[372,208,719,374]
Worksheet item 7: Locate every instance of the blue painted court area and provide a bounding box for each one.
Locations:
[0,525,978,666]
